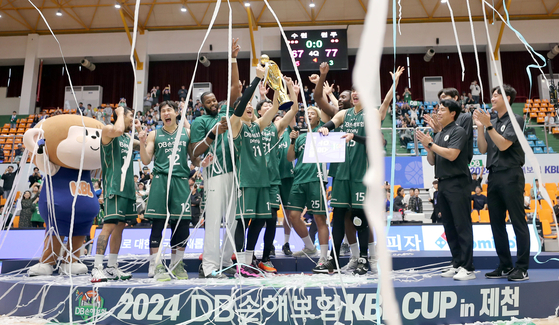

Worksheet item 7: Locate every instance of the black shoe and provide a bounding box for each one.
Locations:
[313,257,339,274]
[220,266,237,277]
[485,266,513,279]
[282,243,293,256]
[507,268,529,281]
[352,257,370,275]
[269,245,276,257]
[198,263,205,278]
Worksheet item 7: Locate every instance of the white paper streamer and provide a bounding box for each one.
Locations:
[354,0,402,324]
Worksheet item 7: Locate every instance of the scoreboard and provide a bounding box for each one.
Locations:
[280,29,348,71]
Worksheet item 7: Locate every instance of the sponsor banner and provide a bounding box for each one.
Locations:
[1,279,557,325]
[0,224,538,260]
[385,156,425,188]
[422,224,539,252]
[422,153,559,188]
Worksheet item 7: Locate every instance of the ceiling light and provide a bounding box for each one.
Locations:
[56,10,62,16]
[441,0,447,3]
[181,6,187,12]
[244,1,250,7]
[309,1,315,8]
[115,3,121,9]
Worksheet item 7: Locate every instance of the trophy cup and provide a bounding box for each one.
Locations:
[260,54,293,111]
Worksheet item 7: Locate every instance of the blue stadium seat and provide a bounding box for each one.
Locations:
[432,101,438,106]
[410,149,416,155]
[534,147,544,154]
[420,149,428,156]
[528,141,535,147]
[549,147,555,153]
[527,134,538,141]
[427,105,434,111]
[536,140,545,147]
[417,143,424,149]
[406,143,415,150]
[156,124,163,129]
[474,148,481,155]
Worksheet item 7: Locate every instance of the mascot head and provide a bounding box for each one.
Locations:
[23,115,104,170]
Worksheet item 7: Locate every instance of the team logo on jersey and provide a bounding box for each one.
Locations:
[501,125,506,132]
[444,135,449,141]
[70,181,94,198]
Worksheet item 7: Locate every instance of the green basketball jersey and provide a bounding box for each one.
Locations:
[328,125,343,179]
[293,123,324,185]
[262,123,281,185]
[152,126,190,178]
[336,107,367,182]
[101,134,135,200]
[278,126,294,179]
[234,122,269,188]
[190,104,233,177]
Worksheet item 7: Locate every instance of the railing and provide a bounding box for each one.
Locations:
[381,124,558,156]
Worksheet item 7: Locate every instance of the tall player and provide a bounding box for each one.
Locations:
[230,65,278,277]
[247,77,299,273]
[91,106,139,282]
[139,100,192,281]
[190,40,241,279]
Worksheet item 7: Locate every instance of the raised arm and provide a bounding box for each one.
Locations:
[229,38,242,107]
[474,108,514,151]
[139,130,155,165]
[314,63,338,118]
[379,66,404,122]
[473,112,488,154]
[276,77,300,133]
[258,91,279,132]
[317,109,346,136]
[231,65,265,137]
[101,107,126,145]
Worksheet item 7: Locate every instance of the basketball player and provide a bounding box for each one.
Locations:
[91,106,139,282]
[139,101,191,281]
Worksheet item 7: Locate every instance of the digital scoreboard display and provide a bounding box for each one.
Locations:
[280,29,348,71]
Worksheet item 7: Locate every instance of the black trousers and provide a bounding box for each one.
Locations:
[246,209,278,261]
[438,175,474,271]
[487,168,530,271]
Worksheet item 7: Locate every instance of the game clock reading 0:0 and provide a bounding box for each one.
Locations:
[280,29,348,71]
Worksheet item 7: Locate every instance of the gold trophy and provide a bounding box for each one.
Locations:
[260,54,293,111]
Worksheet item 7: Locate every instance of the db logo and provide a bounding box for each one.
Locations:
[70,181,94,198]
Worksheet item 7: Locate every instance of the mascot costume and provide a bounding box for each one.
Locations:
[24,115,104,276]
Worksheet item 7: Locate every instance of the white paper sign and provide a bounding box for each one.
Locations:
[302,132,346,163]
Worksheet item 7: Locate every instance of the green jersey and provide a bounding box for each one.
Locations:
[152,126,190,178]
[278,126,294,179]
[234,122,269,188]
[404,92,411,103]
[328,125,343,179]
[336,107,367,182]
[190,105,233,177]
[293,123,324,185]
[101,134,135,200]
[262,123,281,185]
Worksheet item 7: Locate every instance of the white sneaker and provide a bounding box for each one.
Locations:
[148,262,156,278]
[59,262,88,275]
[453,267,476,281]
[292,247,318,257]
[28,263,54,276]
[91,265,112,283]
[154,264,171,282]
[105,266,132,280]
[441,266,458,278]
[368,257,378,274]
[341,257,359,273]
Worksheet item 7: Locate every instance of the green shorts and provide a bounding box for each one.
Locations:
[145,174,191,220]
[330,179,366,209]
[269,185,281,209]
[279,178,294,204]
[103,195,137,223]
[285,181,327,214]
[236,187,271,219]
